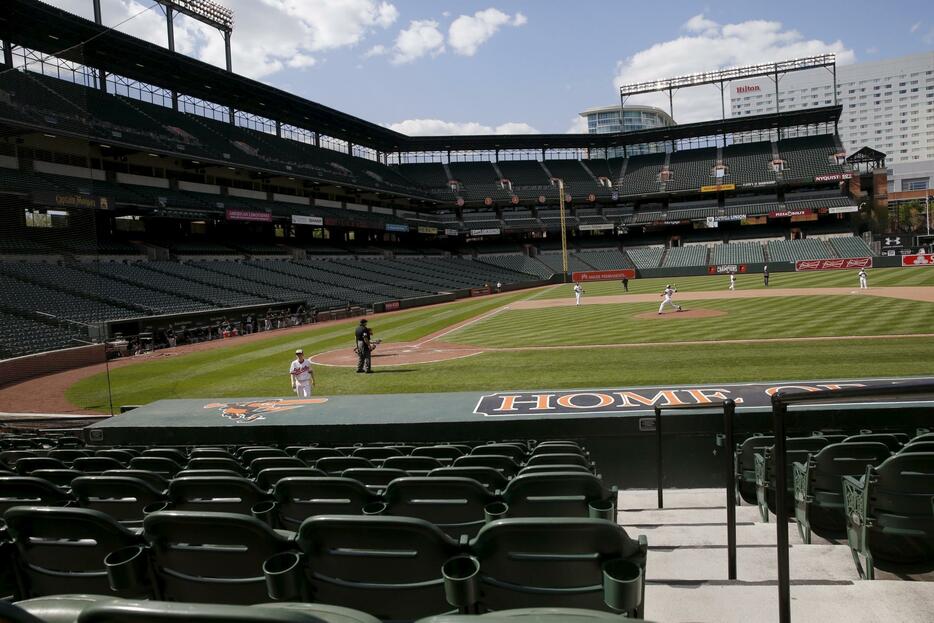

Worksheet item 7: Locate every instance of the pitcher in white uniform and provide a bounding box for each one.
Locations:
[573,283,583,306]
[658,284,683,314]
[289,348,315,398]
[858,268,868,289]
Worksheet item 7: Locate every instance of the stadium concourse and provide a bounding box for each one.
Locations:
[2,1,934,622]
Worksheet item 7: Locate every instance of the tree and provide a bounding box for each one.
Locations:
[892,200,924,232]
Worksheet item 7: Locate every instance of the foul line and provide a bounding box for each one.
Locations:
[416,304,512,347]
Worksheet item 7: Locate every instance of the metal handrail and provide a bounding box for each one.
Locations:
[653,399,738,580]
[770,380,934,623]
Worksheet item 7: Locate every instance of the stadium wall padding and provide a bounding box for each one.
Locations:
[0,344,105,389]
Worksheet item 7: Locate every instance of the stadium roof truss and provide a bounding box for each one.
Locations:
[1,1,841,159]
[619,55,838,124]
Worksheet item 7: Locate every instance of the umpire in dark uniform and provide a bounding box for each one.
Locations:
[354,318,372,373]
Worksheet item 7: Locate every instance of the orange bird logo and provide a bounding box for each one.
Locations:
[203,398,328,423]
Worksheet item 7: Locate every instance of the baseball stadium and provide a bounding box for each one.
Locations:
[1,2,933,622]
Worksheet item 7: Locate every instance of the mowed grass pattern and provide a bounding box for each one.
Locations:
[541,267,934,298]
[446,295,934,347]
[62,267,934,411]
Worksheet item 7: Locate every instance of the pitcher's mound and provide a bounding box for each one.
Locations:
[635,309,727,320]
[311,341,484,367]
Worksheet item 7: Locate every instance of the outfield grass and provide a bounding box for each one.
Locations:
[541,267,934,298]
[446,295,934,347]
[65,267,934,412]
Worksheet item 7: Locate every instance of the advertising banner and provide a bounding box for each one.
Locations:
[470,228,501,237]
[385,223,409,233]
[571,269,637,282]
[700,184,736,193]
[417,225,439,235]
[291,214,323,226]
[827,205,859,214]
[226,209,272,222]
[795,257,872,271]
[901,253,934,267]
[32,192,113,211]
[814,173,852,182]
[707,264,748,275]
[769,209,812,218]
[578,223,615,231]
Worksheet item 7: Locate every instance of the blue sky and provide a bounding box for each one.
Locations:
[46,0,934,134]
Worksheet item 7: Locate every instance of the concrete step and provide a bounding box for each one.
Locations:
[621,488,728,510]
[619,505,764,525]
[636,522,835,547]
[645,580,934,623]
[647,544,857,582]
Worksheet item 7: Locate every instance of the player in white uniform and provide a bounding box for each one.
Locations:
[858,268,868,289]
[728,272,736,291]
[573,283,583,306]
[658,284,683,314]
[289,348,315,398]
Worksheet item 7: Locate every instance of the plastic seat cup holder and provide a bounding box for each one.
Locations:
[602,558,643,613]
[484,501,508,523]
[588,498,616,520]
[442,555,480,608]
[264,551,307,601]
[105,545,152,595]
[362,501,387,516]
[142,501,169,515]
[251,500,278,527]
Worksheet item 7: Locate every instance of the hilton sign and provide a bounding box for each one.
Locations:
[735,85,761,94]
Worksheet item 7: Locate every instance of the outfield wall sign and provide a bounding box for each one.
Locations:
[901,253,934,267]
[226,209,272,222]
[474,380,890,417]
[795,257,872,271]
[470,228,501,236]
[700,184,735,193]
[291,214,323,226]
[769,208,812,219]
[32,192,112,211]
[708,264,747,275]
[571,269,636,282]
[814,173,852,182]
[578,223,615,231]
[827,205,859,214]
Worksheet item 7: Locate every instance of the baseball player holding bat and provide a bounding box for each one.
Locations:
[658,284,683,314]
[289,348,315,397]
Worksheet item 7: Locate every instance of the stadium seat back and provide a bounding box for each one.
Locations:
[471,518,645,613]
[843,433,905,452]
[452,455,520,477]
[48,449,92,465]
[518,464,591,476]
[314,457,373,475]
[470,444,526,462]
[72,456,126,474]
[186,457,248,475]
[295,448,343,464]
[502,472,611,518]
[15,457,67,475]
[411,445,466,462]
[273,477,376,530]
[531,443,585,457]
[168,476,269,515]
[143,510,293,604]
[255,467,326,490]
[240,448,289,464]
[176,469,245,479]
[382,456,444,475]
[142,449,188,463]
[0,476,72,514]
[72,476,166,526]
[128,457,182,477]
[29,469,84,488]
[900,441,934,454]
[188,448,235,460]
[352,447,403,461]
[809,442,891,492]
[0,451,38,470]
[341,467,407,492]
[102,470,169,492]
[5,506,143,597]
[95,449,137,464]
[428,467,508,492]
[524,454,591,470]
[250,457,306,476]
[295,515,461,620]
[383,477,495,538]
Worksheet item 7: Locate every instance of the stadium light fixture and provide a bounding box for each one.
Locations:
[156,0,233,32]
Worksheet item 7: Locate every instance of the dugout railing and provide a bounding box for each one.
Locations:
[770,380,934,623]
[653,399,738,580]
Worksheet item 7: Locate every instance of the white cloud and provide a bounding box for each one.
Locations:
[286,53,317,69]
[566,116,588,133]
[364,44,388,58]
[613,14,855,123]
[391,20,445,64]
[387,118,538,136]
[448,8,527,57]
[683,14,718,35]
[42,0,398,79]
[910,21,922,33]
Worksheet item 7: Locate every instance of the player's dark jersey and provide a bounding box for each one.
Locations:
[355,325,370,342]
